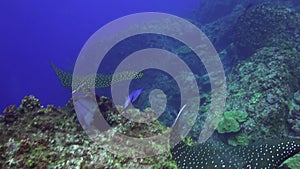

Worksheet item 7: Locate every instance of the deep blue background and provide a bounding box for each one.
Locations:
[0,1,200,112]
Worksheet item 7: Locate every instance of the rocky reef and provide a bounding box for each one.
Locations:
[206,2,300,149]
[288,90,300,137]
[234,4,300,58]
[0,96,176,168]
[184,4,300,168]
[2,95,300,169]
[223,46,300,144]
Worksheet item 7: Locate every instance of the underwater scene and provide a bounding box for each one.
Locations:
[1,0,300,168]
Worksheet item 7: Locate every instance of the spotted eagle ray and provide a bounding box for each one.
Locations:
[171,138,300,168]
[50,63,144,89]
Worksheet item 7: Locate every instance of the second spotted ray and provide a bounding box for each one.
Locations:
[171,139,300,168]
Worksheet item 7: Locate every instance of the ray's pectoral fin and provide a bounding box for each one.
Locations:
[50,62,73,88]
[171,138,300,169]
[241,139,300,168]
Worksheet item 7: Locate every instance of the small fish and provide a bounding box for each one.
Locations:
[123,87,144,111]
[171,104,187,128]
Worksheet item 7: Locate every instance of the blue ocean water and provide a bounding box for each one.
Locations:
[0,0,200,112]
[1,1,300,168]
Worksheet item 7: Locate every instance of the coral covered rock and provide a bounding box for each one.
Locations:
[228,133,250,146]
[288,90,300,137]
[234,4,300,58]
[216,110,248,134]
[217,115,241,134]
[279,154,300,169]
[0,96,176,168]
[226,47,300,141]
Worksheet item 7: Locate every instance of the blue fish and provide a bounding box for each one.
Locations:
[123,88,144,111]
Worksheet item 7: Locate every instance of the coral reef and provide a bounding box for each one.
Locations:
[288,90,300,137]
[234,4,300,58]
[215,110,250,146]
[227,133,250,146]
[0,95,176,168]
[216,110,248,134]
[1,95,298,168]
[225,47,300,141]
[201,4,246,51]
[193,0,251,24]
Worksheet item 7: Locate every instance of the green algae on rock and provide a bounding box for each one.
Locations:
[216,110,248,134]
[228,133,250,146]
[217,115,241,134]
[280,153,300,169]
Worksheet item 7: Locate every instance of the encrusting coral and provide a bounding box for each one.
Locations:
[0,95,176,168]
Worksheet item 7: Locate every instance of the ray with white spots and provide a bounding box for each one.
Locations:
[171,139,300,168]
[51,63,144,89]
